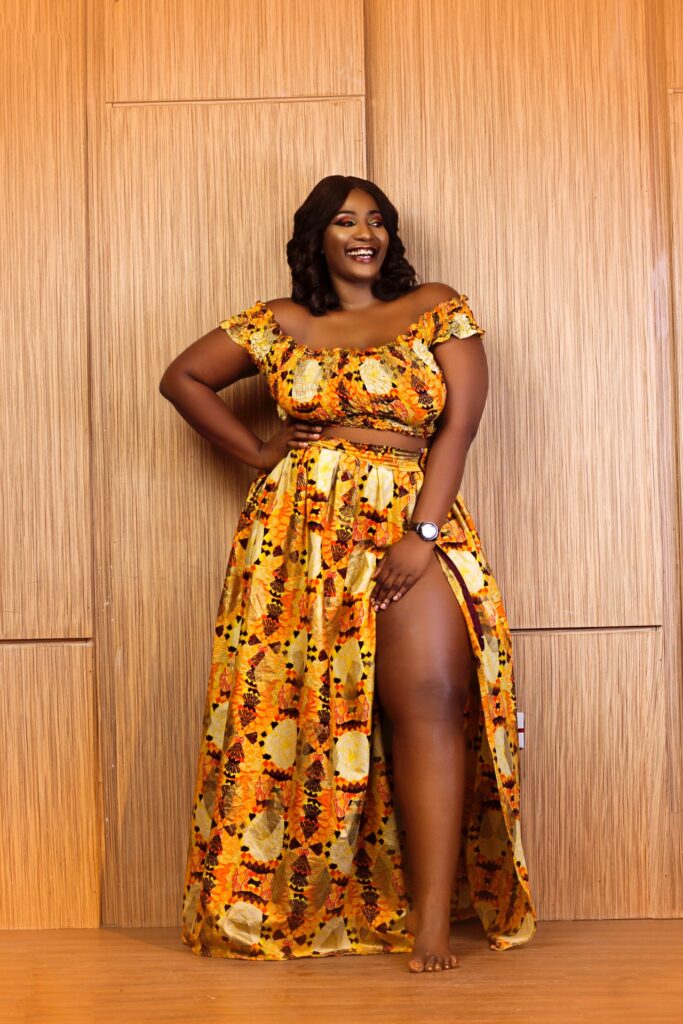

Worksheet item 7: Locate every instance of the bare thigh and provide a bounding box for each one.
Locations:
[374,549,475,720]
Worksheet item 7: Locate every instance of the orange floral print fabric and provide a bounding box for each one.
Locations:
[181,295,537,959]
[217,295,485,438]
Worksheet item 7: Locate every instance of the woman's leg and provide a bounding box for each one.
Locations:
[374,548,474,973]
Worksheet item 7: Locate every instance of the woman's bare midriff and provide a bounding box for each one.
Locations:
[319,423,428,452]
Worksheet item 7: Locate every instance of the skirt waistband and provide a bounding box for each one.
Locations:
[306,435,429,469]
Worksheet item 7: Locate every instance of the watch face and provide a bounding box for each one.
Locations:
[418,522,439,541]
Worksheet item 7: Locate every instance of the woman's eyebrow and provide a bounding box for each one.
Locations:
[334,208,382,216]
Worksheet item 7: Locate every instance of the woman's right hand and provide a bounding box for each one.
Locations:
[255,417,325,472]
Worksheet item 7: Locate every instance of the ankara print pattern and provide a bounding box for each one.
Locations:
[181,297,537,960]
[217,295,486,439]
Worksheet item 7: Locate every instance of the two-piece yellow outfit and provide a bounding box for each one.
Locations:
[181,294,537,959]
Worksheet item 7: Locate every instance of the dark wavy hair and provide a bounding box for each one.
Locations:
[286,175,420,315]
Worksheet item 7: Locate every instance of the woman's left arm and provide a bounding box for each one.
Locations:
[370,332,489,611]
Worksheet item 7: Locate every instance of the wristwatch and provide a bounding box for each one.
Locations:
[410,520,440,542]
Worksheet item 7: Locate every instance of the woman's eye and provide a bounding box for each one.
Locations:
[335,220,384,228]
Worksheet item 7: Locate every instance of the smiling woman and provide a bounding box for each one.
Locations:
[161,175,537,973]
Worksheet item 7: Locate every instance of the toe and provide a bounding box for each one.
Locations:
[408,956,424,973]
[448,953,460,969]
[425,954,436,972]
[433,957,444,971]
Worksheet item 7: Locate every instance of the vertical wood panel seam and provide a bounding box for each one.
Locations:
[362,0,373,179]
[86,0,111,926]
[83,0,104,927]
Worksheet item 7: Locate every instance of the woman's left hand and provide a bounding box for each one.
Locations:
[370,532,436,611]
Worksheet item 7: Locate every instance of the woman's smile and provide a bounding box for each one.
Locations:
[346,246,378,263]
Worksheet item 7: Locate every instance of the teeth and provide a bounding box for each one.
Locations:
[348,248,375,256]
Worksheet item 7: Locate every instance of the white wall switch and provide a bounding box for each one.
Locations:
[517,710,525,749]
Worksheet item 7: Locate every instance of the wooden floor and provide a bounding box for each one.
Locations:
[2,919,682,1023]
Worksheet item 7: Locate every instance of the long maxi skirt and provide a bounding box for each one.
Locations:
[181,435,537,959]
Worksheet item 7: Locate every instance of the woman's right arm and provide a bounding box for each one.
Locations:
[159,326,268,469]
[159,326,322,470]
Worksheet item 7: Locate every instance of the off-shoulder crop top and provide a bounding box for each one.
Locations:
[218,294,485,440]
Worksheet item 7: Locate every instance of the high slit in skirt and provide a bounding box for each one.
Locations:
[181,435,537,959]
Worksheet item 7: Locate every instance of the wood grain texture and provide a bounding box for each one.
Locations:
[644,0,683,918]
[108,0,365,102]
[366,0,661,630]
[3,0,681,939]
[665,86,683,919]
[2,921,683,1024]
[664,0,683,88]
[0,0,92,639]
[0,643,100,928]
[515,629,671,919]
[89,81,365,920]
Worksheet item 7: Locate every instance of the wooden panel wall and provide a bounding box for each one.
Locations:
[366,0,681,918]
[108,0,364,101]
[3,0,681,930]
[367,0,661,631]
[0,0,97,928]
[663,0,683,916]
[0,0,91,639]
[0,645,100,928]
[87,0,366,925]
[515,629,667,919]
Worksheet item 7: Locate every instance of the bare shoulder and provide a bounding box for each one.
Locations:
[262,296,296,314]
[411,282,461,310]
[262,296,310,334]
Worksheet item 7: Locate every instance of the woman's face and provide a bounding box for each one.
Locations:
[321,188,389,281]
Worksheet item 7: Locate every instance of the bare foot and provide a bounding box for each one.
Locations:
[404,909,460,973]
